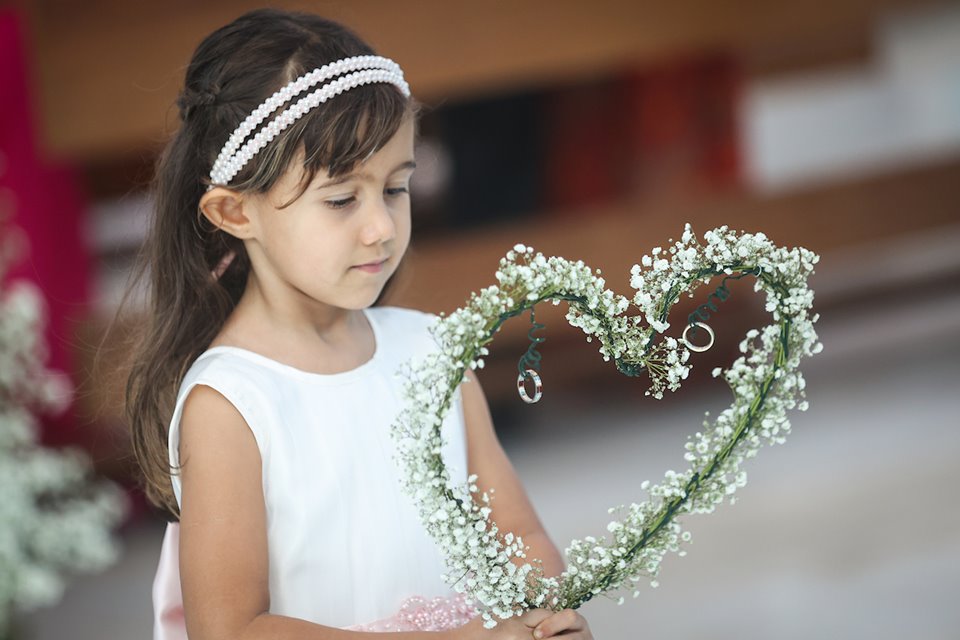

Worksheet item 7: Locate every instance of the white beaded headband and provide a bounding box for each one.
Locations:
[206,54,411,191]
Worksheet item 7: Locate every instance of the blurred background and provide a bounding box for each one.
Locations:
[2,0,958,638]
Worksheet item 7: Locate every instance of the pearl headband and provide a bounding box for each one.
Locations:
[206,54,411,191]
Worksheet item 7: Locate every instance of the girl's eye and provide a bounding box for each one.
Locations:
[325,187,409,210]
[326,196,355,210]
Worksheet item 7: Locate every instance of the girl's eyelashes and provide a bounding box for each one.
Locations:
[325,196,354,209]
[325,186,410,210]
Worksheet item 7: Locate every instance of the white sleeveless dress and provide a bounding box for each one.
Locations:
[153,305,475,635]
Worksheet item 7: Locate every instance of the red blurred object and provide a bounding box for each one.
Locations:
[1,7,95,450]
[540,52,743,213]
[541,76,627,213]
[618,52,743,198]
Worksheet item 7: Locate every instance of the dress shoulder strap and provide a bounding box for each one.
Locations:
[167,351,274,510]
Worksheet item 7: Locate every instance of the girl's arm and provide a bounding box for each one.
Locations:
[178,384,469,640]
[177,384,270,640]
[460,369,566,577]
[459,370,595,640]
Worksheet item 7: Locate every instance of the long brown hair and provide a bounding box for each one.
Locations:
[106,8,421,521]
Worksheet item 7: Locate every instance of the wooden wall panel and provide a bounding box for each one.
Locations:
[21,0,915,161]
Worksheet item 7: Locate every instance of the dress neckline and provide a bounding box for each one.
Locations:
[199,306,382,383]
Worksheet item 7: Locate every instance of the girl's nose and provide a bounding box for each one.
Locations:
[361,196,397,244]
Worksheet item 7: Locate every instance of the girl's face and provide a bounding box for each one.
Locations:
[243,116,415,314]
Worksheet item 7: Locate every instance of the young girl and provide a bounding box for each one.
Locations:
[119,8,594,640]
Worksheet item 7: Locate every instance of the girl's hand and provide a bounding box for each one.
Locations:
[451,608,553,640]
[530,608,593,639]
[450,608,593,640]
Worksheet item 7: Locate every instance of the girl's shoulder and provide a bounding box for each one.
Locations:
[176,305,440,390]
[181,342,279,385]
[175,343,293,411]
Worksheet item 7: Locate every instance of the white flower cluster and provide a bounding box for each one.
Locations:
[0,237,128,634]
[391,225,822,624]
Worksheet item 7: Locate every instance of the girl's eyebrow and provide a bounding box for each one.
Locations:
[317,159,416,188]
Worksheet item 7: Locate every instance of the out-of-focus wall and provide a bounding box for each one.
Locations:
[4,1,958,637]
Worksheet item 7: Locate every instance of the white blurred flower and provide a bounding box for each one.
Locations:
[0,229,127,633]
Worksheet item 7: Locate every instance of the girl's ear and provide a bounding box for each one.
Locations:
[199,187,256,239]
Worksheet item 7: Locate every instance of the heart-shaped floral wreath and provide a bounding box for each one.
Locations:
[391,224,822,628]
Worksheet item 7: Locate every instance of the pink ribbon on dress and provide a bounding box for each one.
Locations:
[345,592,479,632]
[153,522,188,640]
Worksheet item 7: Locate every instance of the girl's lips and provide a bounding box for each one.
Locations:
[354,258,386,272]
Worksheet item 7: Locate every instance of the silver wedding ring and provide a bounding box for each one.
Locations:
[517,368,543,403]
[681,321,715,352]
